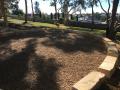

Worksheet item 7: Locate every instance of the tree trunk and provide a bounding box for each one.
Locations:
[0,1,2,18]
[31,0,35,21]
[106,13,110,36]
[3,7,7,26]
[54,0,58,20]
[80,9,82,16]
[24,0,28,23]
[91,2,94,30]
[64,0,69,24]
[1,0,8,26]
[98,0,111,37]
[108,0,119,40]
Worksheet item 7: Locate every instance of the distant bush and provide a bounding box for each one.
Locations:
[12,9,24,16]
[59,18,64,24]
[66,21,107,30]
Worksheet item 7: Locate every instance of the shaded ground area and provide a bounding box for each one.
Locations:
[96,69,120,90]
[96,51,120,90]
[0,28,106,90]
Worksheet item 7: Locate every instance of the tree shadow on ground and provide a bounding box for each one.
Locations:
[0,29,106,53]
[32,56,61,90]
[96,53,120,90]
[42,30,107,53]
[96,68,120,90]
[0,30,46,44]
[0,38,61,90]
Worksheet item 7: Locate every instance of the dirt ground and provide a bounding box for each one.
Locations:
[0,29,107,90]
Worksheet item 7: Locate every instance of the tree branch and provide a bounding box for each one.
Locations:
[68,7,74,13]
[98,0,107,14]
[107,0,110,14]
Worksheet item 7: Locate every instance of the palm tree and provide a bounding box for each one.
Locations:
[24,0,28,23]
[31,0,34,21]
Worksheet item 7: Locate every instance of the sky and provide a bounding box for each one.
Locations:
[18,0,120,14]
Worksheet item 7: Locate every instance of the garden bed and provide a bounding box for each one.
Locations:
[0,29,107,90]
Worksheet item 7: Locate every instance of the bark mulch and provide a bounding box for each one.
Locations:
[0,29,107,90]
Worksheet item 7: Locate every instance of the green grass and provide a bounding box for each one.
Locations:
[8,19,25,24]
[8,18,106,36]
[8,18,67,29]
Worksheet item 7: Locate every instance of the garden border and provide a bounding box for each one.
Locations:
[0,27,118,90]
[72,37,119,90]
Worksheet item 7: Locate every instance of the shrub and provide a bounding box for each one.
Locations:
[66,21,107,30]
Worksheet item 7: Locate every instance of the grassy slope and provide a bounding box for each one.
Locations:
[8,18,106,36]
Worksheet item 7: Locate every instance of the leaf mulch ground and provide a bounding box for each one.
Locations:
[0,28,107,90]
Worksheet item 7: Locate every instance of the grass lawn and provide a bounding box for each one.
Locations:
[8,18,67,29]
[7,18,106,36]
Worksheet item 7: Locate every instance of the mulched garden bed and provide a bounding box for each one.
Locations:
[0,28,107,90]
